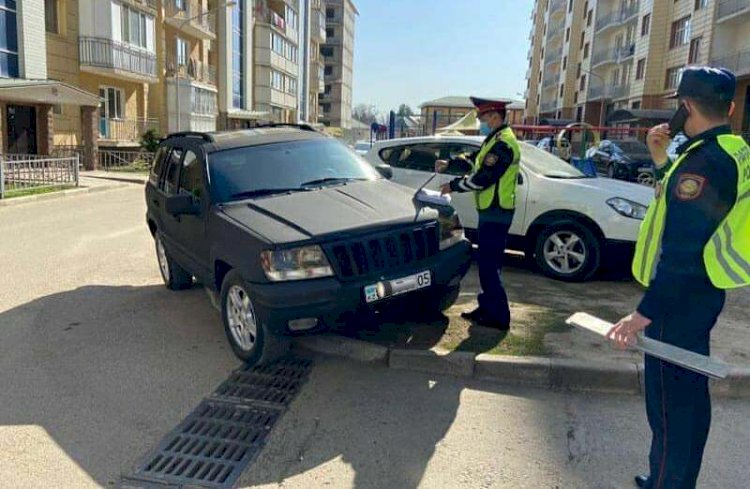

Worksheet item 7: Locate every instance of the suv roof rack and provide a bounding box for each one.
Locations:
[253,123,317,132]
[165,131,215,142]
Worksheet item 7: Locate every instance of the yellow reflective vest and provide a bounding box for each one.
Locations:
[473,126,521,210]
[632,134,750,289]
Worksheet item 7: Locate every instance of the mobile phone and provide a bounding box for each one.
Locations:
[669,104,689,138]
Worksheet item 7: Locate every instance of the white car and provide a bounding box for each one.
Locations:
[364,136,654,281]
[353,140,373,155]
[537,136,572,161]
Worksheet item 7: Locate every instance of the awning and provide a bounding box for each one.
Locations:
[437,110,479,133]
[606,109,673,124]
[226,109,270,120]
[0,79,99,106]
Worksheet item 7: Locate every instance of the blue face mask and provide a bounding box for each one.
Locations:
[479,122,491,135]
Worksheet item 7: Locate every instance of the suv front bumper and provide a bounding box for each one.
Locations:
[249,240,473,334]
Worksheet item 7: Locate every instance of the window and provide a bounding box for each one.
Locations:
[45,0,58,33]
[321,102,331,113]
[324,84,331,95]
[326,7,334,19]
[569,0,573,12]
[99,87,123,120]
[580,31,585,47]
[583,42,589,58]
[563,56,567,69]
[566,27,570,42]
[576,62,581,78]
[270,70,283,90]
[0,0,19,77]
[665,66,683,90]
[285,5,298,30]
[53,104,63,115]
[689,37,702,64]
[632,101,641,109]
[580,74,586,91]
[587,9,593,27]
[695,0,708,9]
[163,148,183,195]
[232,0,244,108]
[179,150,203,200]
[324,65,333,76]
[641,13,650,36]
[636,58,646,80]
[560,84,565,97]
[326,27,334,38]
[574,91,578,103]
[320,46,333,58]
[670,16,691,49]
[176,38,188,67]
[121,6,152,49]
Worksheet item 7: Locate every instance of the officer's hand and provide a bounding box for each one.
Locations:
[440,183,452,195]
[607,311,652,350]
[435,160,449,174]
[647,124,671,168]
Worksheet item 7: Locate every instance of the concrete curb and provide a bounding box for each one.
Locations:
[0,183,129,207]
[293,334,750,398]
[82,173,148,185]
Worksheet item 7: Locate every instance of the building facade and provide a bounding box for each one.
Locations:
[297,0,325,123]
[525,0,750,135]
[319,0,355,129]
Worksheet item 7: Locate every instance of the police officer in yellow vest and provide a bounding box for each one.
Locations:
[608,67,750,489]
[437,97,520,329]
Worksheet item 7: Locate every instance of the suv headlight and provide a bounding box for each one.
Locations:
[438,211,465,250]
[260,245,334,281]
[607,197,647,220]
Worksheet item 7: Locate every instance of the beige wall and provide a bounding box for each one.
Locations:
[47,0,82,145]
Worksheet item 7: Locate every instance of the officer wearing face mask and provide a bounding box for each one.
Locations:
[435,97,520,330]
[607,67,750,488]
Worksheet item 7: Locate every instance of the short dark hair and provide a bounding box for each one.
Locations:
[684,96,732,121]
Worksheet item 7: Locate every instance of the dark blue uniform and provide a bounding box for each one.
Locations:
[637,125,737,488]
[448,125,516,326]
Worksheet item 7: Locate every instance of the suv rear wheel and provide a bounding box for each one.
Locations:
[533,221,600,282]
[155,232,192,290]
[220,270,288,365]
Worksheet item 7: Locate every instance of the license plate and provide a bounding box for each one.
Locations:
[364,271,432,303]
[638,167,652,172]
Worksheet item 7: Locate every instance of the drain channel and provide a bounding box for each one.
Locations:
[122,356,312,488]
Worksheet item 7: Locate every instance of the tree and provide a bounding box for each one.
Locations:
[352,104,379,126]
[397,104,414,117]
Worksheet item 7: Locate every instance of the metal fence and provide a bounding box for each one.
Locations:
[99,150,155,171]
[0,155,79,199]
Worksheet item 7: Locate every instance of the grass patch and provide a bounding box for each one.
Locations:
[2,185,75,199]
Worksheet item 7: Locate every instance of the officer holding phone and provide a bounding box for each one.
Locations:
[608,67,750,488]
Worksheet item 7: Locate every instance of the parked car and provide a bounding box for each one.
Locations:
[590,139,655,186]
[522,139,540,147]
[353,140,373,155]
[365,136,654,281]
[666,132,689,161]
[145,127,472,365]
[537,136,572,161]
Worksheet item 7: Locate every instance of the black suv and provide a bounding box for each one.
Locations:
[145,127,472,365]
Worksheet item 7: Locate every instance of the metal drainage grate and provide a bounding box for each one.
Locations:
[123,356,313,488]
[213,357,313,408]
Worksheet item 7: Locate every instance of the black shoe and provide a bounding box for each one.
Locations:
[461,308,510,331]
[634,475,649,488]
[461,307,484,321]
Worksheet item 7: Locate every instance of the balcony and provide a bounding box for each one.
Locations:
[717,0,750,22]
[549,0,566,18]
[545,47,563,66]
[540,100,558,114]
[546,18,565,41]
[164,0,216,40]
[166,55,217,86]
[312,9,326,42]
[79,37,157,83]
[591,43,635,68]
[711,47,750,77]
[596,2,639,33]
[542,73,561,89]
[99,118,159,142]
[166,79,217,132]
[588,83,630,100]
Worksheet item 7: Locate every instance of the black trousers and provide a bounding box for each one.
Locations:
[476,217,512,325]
[643,288,725,489]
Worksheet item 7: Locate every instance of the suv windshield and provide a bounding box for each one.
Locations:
[209,138,381,203]
[520,142,587,178]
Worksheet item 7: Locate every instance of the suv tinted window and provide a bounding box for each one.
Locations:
[179,150,203,200]
[209,138,380,203]
[149,147,168,185]
[162,147,183,195]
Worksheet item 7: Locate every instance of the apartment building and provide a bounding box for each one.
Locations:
[0,0,99,167]
[319,0,356,130]
[297,0,325,123]
[525,0,750,135]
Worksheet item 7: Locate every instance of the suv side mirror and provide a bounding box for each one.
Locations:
[165,194,199,216]
[375,164,393,179]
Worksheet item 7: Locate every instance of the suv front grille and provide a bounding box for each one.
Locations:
[327,224,439,280]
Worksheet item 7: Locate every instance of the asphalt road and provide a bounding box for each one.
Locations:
[1,184,748,488]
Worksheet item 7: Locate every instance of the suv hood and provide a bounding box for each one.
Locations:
[556,176,654,206]
[219,180,433,244]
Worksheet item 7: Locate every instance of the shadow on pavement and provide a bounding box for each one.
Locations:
[0,284,239,486]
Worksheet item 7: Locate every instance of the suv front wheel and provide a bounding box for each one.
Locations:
[220,270,288,365]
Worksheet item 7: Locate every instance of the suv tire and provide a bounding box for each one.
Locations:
[220,270,288,365]
[533,221,600,282]
[155,232,193,290]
